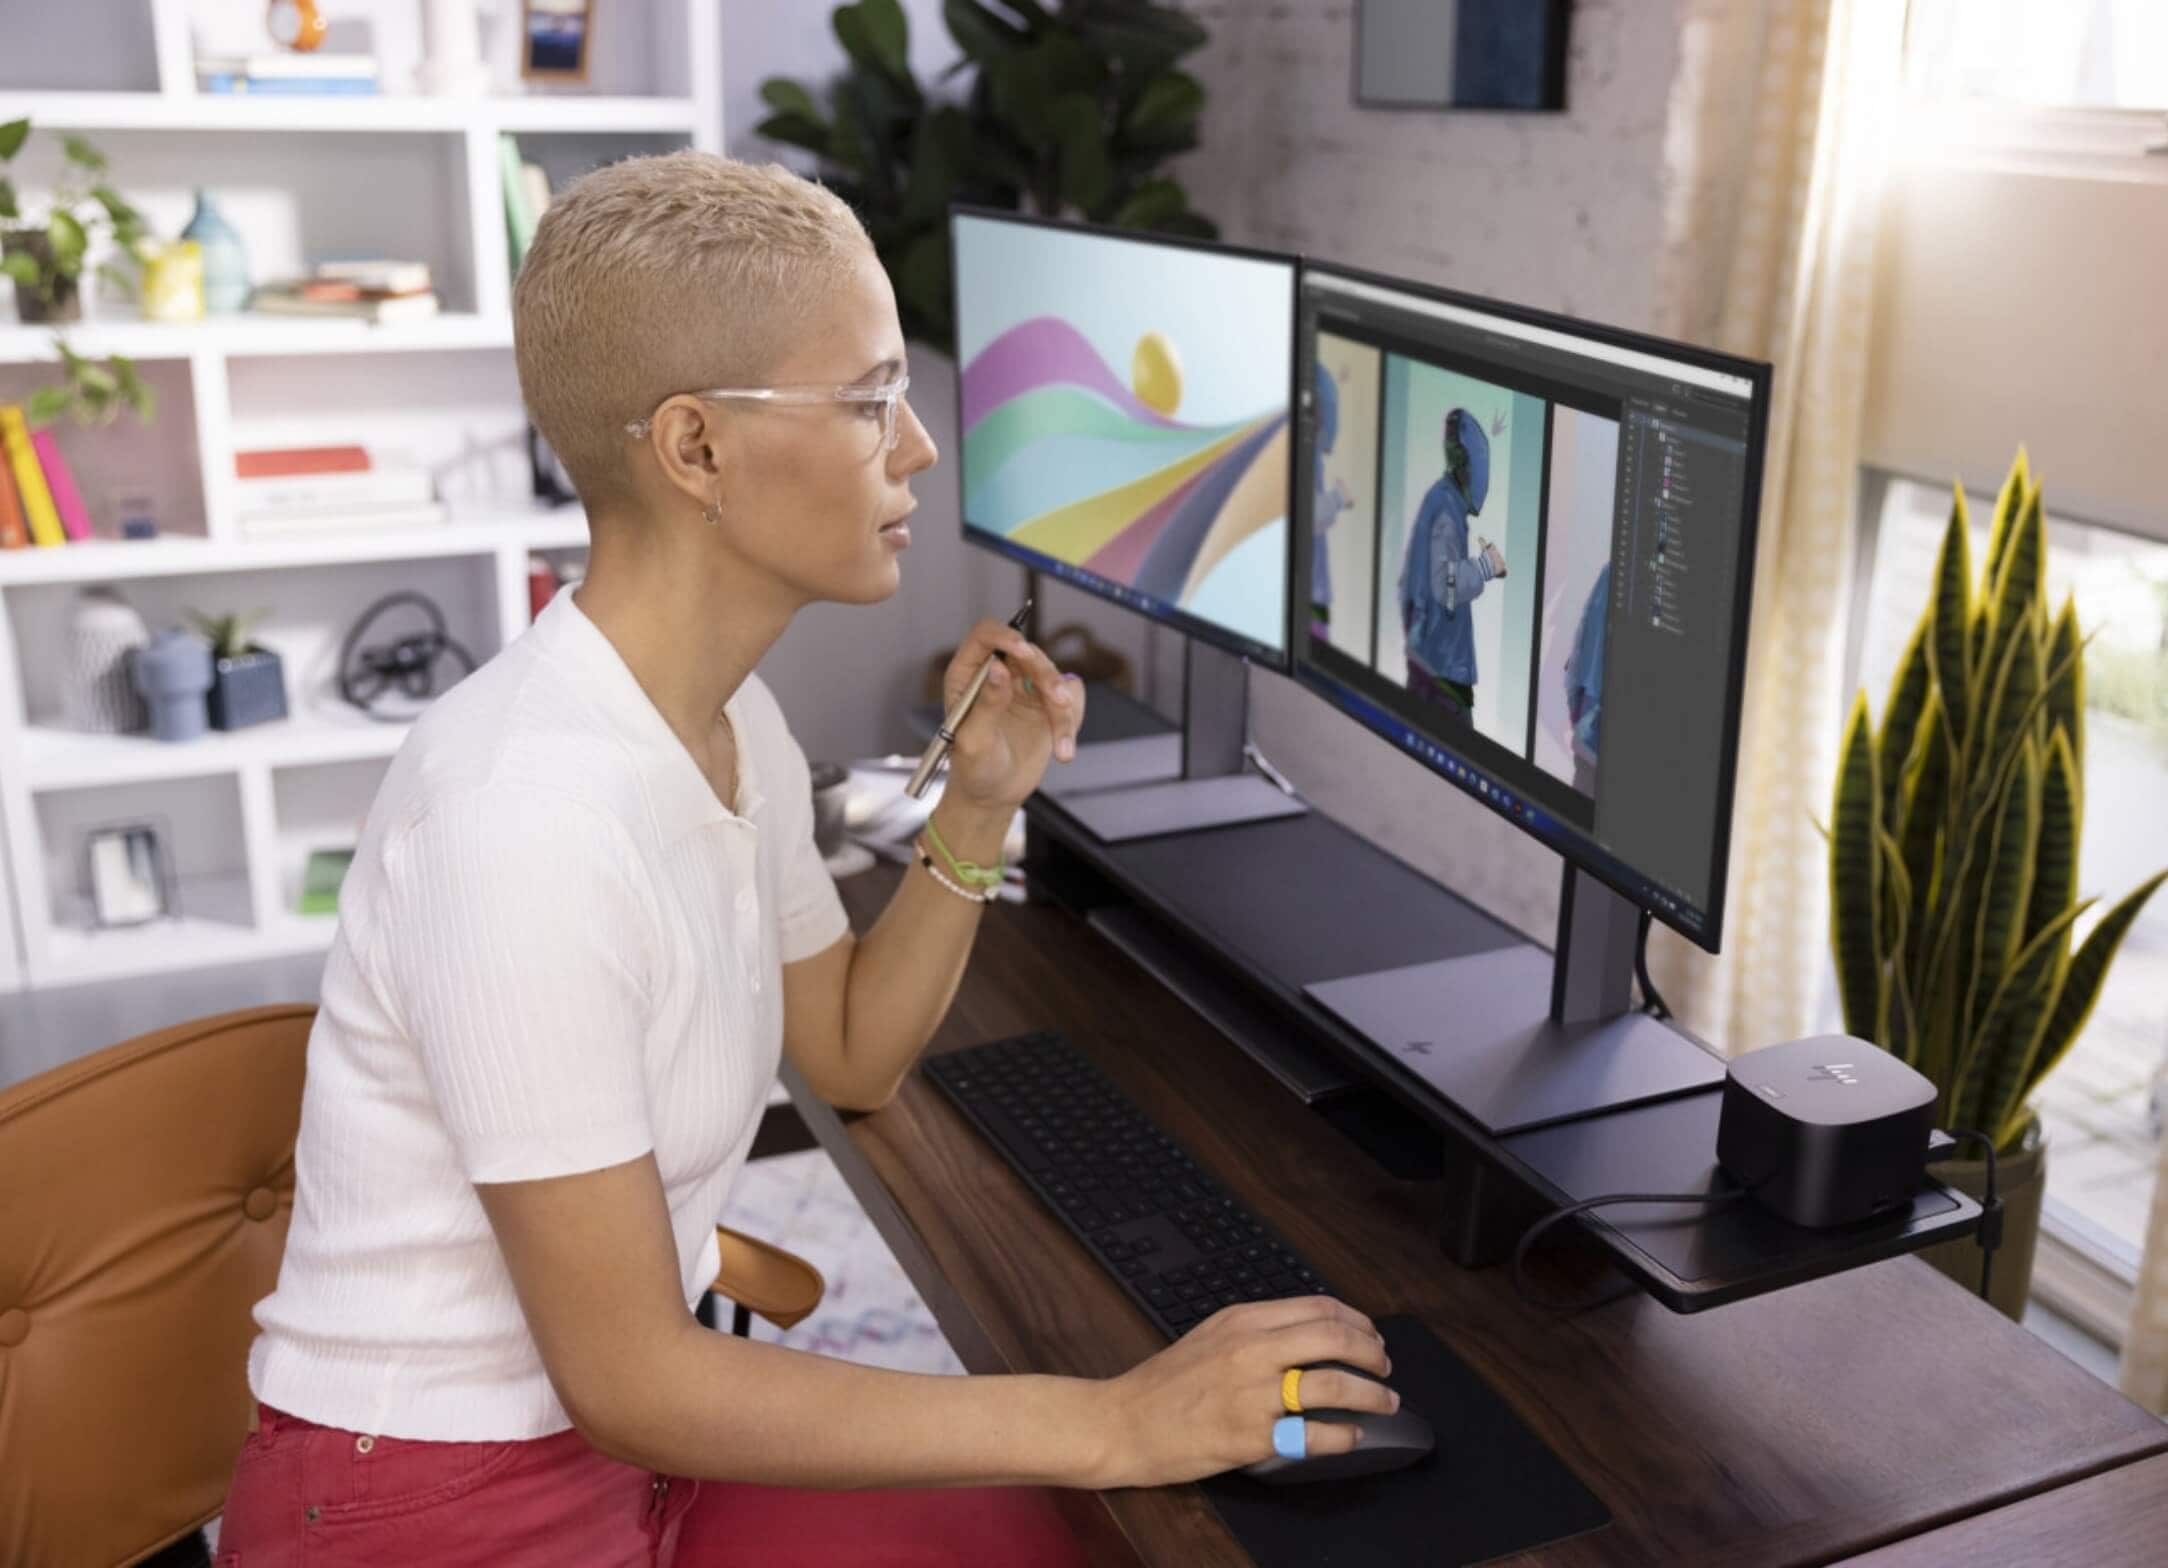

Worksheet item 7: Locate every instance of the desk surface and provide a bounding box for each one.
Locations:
[1830,1450,2168,1568]
[808,868,2167,1567]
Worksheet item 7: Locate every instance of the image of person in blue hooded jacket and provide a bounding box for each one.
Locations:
[1564,562,1608,794]
[1309,362,1355,644]
[1398,406,1507,723]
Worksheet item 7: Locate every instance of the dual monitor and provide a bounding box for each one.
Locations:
[951,209,1769,955]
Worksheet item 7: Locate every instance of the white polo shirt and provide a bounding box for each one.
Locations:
[248,588,850,1441]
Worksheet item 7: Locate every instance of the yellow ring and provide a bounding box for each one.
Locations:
[1281,1367,1304,1415]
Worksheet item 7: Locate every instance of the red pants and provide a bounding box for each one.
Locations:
[219,1405,1090,1567]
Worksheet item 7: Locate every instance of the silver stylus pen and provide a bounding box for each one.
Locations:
[906,598,1033,798]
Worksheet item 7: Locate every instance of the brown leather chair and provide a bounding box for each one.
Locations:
[0,1004,825,1568]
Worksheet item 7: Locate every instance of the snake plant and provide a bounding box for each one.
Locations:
[1829,449,2166,1152]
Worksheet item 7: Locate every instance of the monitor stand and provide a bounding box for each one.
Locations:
[1302,866,1724,1137]
[1052,641,1308,843]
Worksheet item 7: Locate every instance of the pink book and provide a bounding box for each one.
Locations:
[30,429,91,542]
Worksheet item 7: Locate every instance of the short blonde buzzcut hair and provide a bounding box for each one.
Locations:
[513,150,869,509]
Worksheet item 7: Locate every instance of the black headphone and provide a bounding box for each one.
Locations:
[337,591,479,723]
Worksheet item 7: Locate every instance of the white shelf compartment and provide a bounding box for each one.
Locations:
[16,710,412,791]
[0,312,514,363]
[39,872,331,987]
[7,90,704,137]
[0,505,590,585]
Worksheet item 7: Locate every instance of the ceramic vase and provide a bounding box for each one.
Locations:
[61,587,151,734]
[181,191,250,314]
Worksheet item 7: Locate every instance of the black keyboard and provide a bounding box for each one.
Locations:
[923,1030,1335,1339]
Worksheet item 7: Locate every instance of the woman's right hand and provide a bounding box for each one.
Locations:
[1089,1297,1397,1489]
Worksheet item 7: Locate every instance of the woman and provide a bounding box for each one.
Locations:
[219,152,1393,1567]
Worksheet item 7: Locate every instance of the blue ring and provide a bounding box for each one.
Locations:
[1272,1415,1307,1460]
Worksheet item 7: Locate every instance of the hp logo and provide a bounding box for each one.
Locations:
[1810,1063,1861,1086]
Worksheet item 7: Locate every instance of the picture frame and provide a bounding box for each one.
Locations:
[520,0,593,84]
[81,821,176,929]
[1353,0,1571,114]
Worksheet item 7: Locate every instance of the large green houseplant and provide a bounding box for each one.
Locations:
[755,0,1218,349]
[1829,449,2166,1316]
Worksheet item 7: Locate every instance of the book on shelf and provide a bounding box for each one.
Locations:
[249,287,441,323]
[314,260,433,295]
[0,452,26,549]
[236,444,372,479]
[298,848,356,917]
[236,467,436,513]
[237,501,448,538]
[29,429,92,542]
[197,52,381,80]
[499,134,540,274]
[201,75,381,96]
[0,406,65,547]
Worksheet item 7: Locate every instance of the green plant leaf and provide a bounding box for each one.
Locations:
[1953,899,2088,1134]
[835,0,913,84]
[1928,486,1973,745]
[1109,176,1187,230]
[2025,727,2079,951]
[1048,92,1113,215]
[96,261,139,302]
[60,133,107,173]
[1876,826,1914,1053]
[2041,594,2084,790]
[1830,691,1883,1040]
[1977,479,2045,704]
[0,177,16,220]
[23,385,71,427]
[902,105,972,224]
[1896,688,1947,970]
[46,208,86,273]
[943,0,1031,63]
[2001,869,2168,1145]
[0,118,29,161]
[759,78,823,120]
[892,225,953,346]
[1074,3,1210,74]
[0,250,37,287]
[1981,446,2030,597]
[1877,618,1931,834]
[1961,736,2038,1043]
[753,111,837,159]
[1124,71,1205,141]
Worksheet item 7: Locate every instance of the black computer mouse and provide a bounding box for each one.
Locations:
[1238,1362,1437,1485]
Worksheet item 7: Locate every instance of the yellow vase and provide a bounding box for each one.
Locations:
[141,240,206,323]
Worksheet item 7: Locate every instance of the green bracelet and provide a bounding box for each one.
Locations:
[923,815,1006,890]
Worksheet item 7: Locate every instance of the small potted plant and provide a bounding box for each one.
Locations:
[1828,448,2166,1319]
[0,118,148,324]
[189,609,288,731]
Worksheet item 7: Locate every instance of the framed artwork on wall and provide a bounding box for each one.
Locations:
[521,0,593,83]
[1354,0,1571,112]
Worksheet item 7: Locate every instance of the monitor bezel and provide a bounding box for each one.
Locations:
[1291,256,1773,954]
[948,202,1302,673]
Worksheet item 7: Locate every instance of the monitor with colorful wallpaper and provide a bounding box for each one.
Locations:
[951,208,1297,667]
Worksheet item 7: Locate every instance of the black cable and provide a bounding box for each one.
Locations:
[1943,1129,2003,1304]
[1511,1183,1753,1313]
[336,591,479,723]
[1635,908,1671,1019]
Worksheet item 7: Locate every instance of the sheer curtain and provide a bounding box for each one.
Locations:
[1644,0,1905,1054]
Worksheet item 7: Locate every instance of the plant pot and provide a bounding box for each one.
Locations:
[3,232,81,324]
[207,646,288,731]
[1916,1116,2048,1321]
[129,630,213,743]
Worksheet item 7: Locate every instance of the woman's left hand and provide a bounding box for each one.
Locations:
[937,619,1087,811]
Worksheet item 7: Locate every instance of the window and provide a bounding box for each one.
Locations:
[1905,0,2168,111]
[1854,475,2168,1283]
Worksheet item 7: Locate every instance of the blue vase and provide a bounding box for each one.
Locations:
[181,191,250,315]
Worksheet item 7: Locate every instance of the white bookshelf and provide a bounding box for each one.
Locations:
[0,0,723,990]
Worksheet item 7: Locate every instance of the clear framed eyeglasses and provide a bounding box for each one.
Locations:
[624,374,912,454]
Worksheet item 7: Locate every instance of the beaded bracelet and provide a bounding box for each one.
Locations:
[918,845,995,904]
[922,815,1006,891]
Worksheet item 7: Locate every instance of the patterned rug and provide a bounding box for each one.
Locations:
[718,1148,966,1376]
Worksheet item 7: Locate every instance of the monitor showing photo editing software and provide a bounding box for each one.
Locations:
[1295,262,1770,949]
[951,208,1298,666]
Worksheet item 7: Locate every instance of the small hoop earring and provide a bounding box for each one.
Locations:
[702,498,721,528]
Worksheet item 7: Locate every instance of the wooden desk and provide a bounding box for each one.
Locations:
[806,868,2167,1566]
[1832,1451,2168,1568]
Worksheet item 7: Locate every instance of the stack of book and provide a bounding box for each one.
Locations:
[0,405,95,549]
[234,444,445,538]
[252,260,439,324]
[196,52,380,96]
